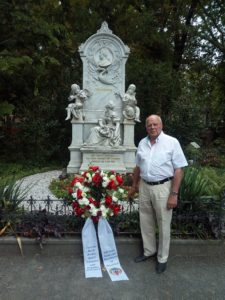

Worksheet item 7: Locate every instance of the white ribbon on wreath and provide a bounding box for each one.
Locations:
[82,217,129,281]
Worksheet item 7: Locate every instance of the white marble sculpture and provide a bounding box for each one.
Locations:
[67,22,137,173]
[65,84,89,121]
[83,101,121,147]
[116,84,140,122]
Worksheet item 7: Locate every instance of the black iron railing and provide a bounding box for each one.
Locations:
[1,192,225,239]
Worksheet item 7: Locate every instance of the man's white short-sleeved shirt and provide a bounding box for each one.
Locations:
[136,131,188,182]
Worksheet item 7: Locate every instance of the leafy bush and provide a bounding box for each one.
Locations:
[199,147,225,168]
[49,175,74,199]
[199,167,225,195]
[213,138,225,154]
[0,177,30,233]
[184,144,225,168]
[179,167,211,202]
[184,144,202,162]
[178,166,224,226]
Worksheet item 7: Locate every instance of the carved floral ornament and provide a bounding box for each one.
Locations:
[97,21,113,34]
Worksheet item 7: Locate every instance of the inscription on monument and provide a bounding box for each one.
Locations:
[86,154,121,164]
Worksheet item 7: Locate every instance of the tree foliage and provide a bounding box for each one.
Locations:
[0,0,224,163]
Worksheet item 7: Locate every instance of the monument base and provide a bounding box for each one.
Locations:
[80,147,127,173]
[67,146,82,174]
[123,146,136,173]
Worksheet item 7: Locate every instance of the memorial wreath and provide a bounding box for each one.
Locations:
[67,166,128,222]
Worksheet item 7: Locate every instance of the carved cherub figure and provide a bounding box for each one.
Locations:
[116,84,141,122]
[65,84,90,121]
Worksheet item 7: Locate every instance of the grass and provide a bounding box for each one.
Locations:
[0,160,62,185]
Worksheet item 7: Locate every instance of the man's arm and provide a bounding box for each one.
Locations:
[128,166,140,199]
[167,168,183,209]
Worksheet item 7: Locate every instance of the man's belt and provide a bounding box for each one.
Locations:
[143,177,173,186]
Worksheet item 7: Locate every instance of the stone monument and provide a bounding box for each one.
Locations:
[66,21,140,173]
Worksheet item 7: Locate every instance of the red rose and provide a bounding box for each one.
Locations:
[89,197,94,204]
[67,187,73,194]
[112,204,121,216]
[116,175,123,185]
[105,195,112,206]
[71,176,84,187]
[92,173,102,187]
[77,188,83,199]
[89,197,99,207]
[74,207,84,216]
[92,216,99,223]
[82,171,87,178]
[107,180,117,190]
[97,210,102,217]
[89,166,99,172]
[72,202,78,209]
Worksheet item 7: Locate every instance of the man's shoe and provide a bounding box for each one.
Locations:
[156,262,167,274]
[134,253,156,263]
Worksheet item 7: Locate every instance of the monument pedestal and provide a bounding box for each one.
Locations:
[67,120,84,173]
[123,147,136,172]
[80,147,127,173]
[67,146,82,173]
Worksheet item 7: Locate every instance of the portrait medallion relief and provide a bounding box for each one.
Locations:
[86,40,122,85]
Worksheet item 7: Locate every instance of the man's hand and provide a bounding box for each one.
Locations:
[167,194,178,210]
[127,186,138,200]
[127,166,140,200]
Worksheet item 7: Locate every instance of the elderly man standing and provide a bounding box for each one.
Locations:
[128,115,188,274]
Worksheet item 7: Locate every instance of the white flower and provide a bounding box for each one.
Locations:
[100,197,106,204]
[81,191,87,198]
[71,192,77,199]
[75,182,83,189]
[109,174,116,180]
[102,176,109,187]
[89,204,99,216]
[78,197,90,206]
[100,205,109,218]
[102,181,107,188]
[83,186,90,193]
[112,195,118,202]
[86,173,92,183]
[100,170,105,177]
[118,188,124,194]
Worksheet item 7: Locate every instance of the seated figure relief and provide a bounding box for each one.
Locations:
[83,101,121,147]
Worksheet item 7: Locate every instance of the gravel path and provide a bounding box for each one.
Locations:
[19,170,62,200]
[17,170,67,213]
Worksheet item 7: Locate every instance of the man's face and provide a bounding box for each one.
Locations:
[146,116,162,140]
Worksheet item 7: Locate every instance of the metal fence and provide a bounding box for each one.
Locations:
[1,191,225,240]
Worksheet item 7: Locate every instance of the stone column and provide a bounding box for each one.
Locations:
[67,120,84,174]
[123,120,136,172]
[123,119,135,147]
